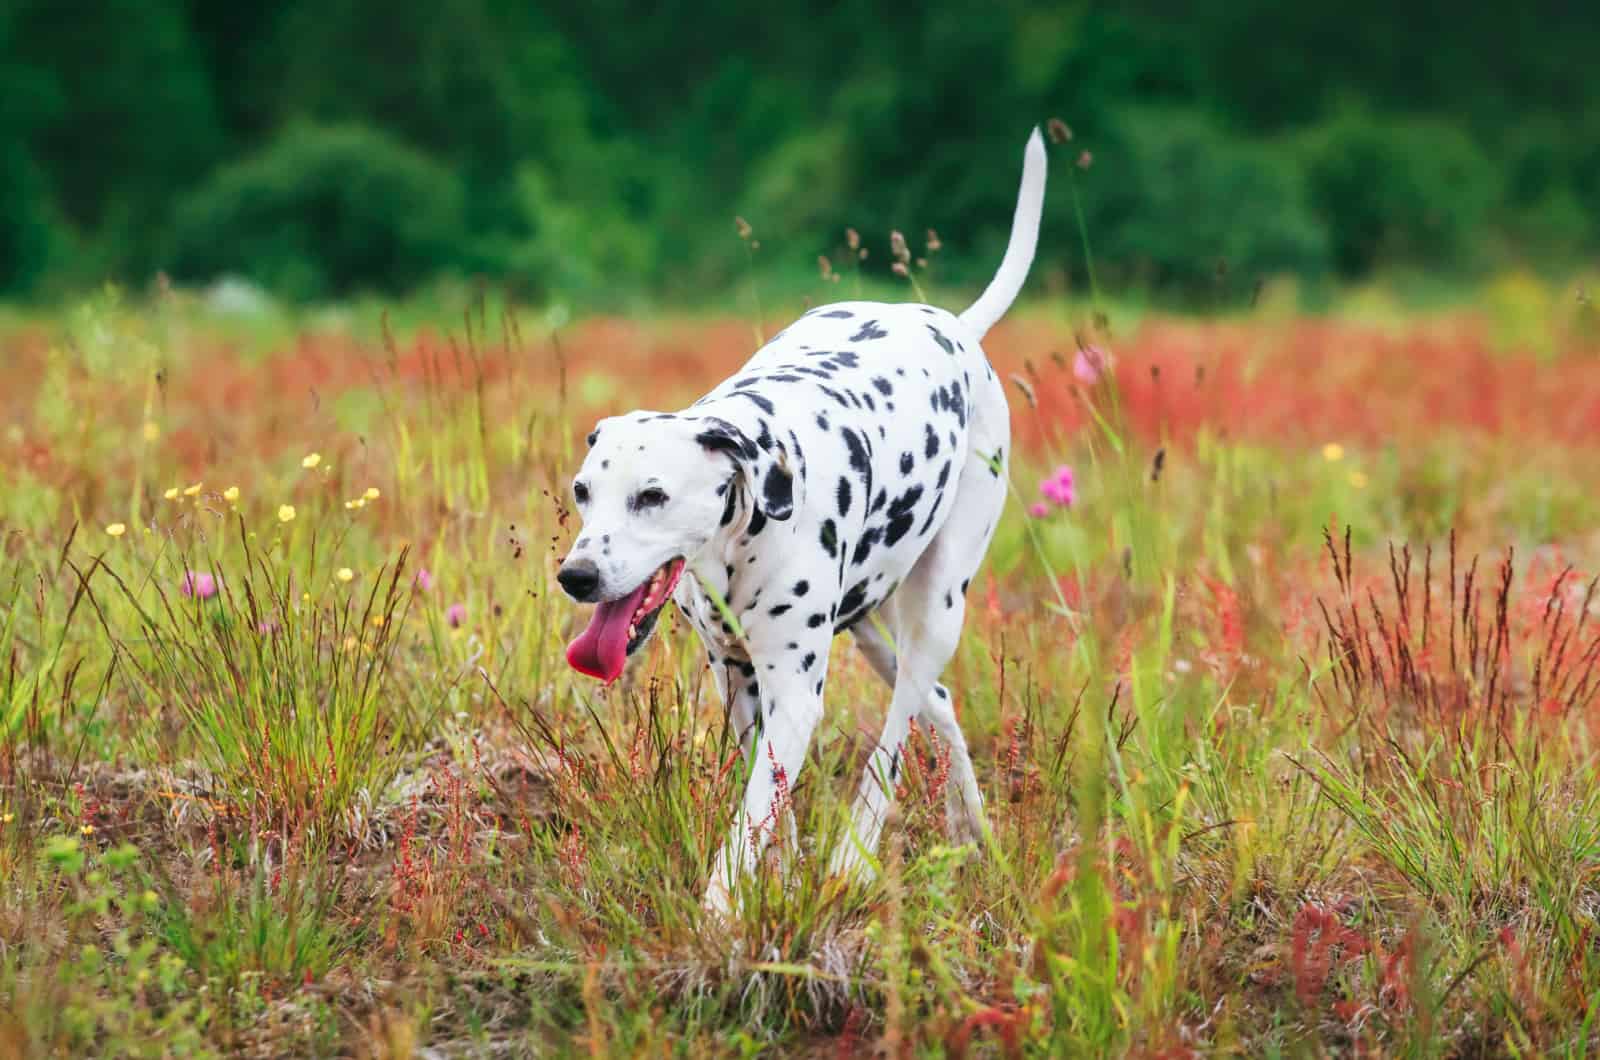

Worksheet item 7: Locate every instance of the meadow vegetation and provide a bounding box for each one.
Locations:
[3,268,1600,1054]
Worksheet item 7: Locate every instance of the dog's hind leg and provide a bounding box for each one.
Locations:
[832,410,1009,880]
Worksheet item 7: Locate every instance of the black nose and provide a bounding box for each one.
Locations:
[558,558,601,602]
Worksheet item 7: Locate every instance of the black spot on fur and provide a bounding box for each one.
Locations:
[818,385,852,409]
[850,320,888,342]
[586,430,598,447]
[852,527,883,566]
[872,376,893,396]
[838,582,864,624]
[822,308,854,318]
[927,325,955,354]
[815,413,830,431]
[841,427,871,480]
[801,652,817,672]
[769,603,792,617]
[836,476,852,517]
[794,580,810,596]
[819,519,838,558]
[732,390,776,416]
[762,464,793,519]
[900,452,914,474]
[807,613,826,629]
[924,424,939,459]
[936,461,952,490]
[884,486,924,547]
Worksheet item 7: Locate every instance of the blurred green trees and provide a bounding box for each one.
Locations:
[3,0,1596,302]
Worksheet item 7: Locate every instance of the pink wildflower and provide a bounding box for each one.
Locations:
[413,568,434,592]
[1073,344,1113,386]
[446,603,466,628]
[181,571,218,600]
[1039,465,1076,509]
[1029,502,1050,518]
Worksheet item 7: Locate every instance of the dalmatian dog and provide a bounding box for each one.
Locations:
[558,128,1046,916]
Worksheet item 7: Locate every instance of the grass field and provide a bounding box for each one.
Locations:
[4,277,1600,1056]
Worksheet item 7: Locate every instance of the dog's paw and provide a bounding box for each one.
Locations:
[701,877,737,925]
[945,796,989,849]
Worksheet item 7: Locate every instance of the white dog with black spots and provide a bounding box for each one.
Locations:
[558,128,1047,917]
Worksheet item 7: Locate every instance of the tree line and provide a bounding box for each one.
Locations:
[3,1,1596,303]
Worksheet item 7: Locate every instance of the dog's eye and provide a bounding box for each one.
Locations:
[573,482,590,504]
[635,487,669,509]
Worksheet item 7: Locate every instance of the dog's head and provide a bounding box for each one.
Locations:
[559,412,794,682]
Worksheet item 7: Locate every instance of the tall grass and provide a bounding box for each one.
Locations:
[2,261,1600,1051]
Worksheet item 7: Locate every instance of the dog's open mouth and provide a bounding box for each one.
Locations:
[565,557,686,683]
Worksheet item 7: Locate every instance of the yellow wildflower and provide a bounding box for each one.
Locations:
[164,487,180,500]
[105,523,127,537]
[1322,443,1345,463]
[183,482,203,497]
[278,504,296,523]
[142,422,160,442]
[1348,470,1369,489]
[363,486,380,501]
[223,486,239,502]
[302,452,322,469]
[336,567,354,583]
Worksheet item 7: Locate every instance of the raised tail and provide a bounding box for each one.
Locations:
[958,127,1047,339]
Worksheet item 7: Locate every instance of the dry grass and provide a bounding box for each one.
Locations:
[3,283,1600,1055]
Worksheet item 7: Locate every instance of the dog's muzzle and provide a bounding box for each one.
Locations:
[557,557,601,602]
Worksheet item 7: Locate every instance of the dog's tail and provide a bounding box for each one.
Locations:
[958,127,1047,340]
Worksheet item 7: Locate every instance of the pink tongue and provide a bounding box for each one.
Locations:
[566,582,651,683]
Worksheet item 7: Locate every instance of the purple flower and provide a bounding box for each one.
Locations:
[413,568,434,592]
[1073,344,1112,386]
[1039,465,1076,509]
[181,571,218,600]
[446,603,466,629]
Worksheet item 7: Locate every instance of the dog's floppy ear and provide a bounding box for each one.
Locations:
[695,417,795,521]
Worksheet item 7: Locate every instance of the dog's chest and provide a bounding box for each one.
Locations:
[672,569,749,664]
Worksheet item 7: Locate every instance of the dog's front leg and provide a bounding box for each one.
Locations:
[703,649,827,919]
